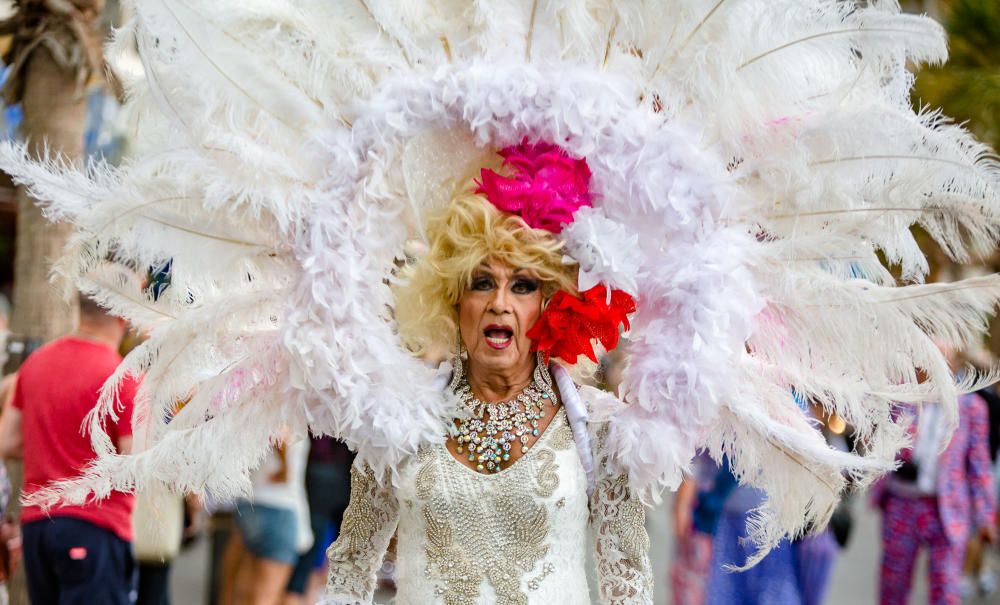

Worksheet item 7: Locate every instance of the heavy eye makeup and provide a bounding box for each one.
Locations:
[467,271,540,294]
[510,276,539,294]
[469,274,496,291]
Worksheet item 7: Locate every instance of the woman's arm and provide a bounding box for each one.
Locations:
[321,465,399,605]
[589,426,653,605]
[673,477,696,540]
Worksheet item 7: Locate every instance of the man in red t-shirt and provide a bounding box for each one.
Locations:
[0,294,137,605]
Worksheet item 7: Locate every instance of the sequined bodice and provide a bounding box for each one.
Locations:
[393,408,591,604]
[323,383,654,605]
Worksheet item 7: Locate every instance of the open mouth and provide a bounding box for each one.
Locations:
[483,325,514,350]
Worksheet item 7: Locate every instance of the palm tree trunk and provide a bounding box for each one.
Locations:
[8,46,83,350]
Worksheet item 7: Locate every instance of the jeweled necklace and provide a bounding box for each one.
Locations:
[450,355,557,474]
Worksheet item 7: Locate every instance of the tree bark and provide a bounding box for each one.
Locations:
[8,38,83,347]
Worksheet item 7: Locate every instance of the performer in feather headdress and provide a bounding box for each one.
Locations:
[2,0,1000,603]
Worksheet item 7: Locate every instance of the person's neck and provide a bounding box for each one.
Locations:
[73,324,121,349]
[467,360,536,402]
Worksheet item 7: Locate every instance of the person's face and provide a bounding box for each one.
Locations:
[458,260,544,376]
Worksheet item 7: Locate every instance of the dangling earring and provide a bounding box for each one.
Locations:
[536,350,554,390]
[449,331,467,392]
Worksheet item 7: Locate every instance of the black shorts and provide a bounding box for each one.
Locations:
[22,517,136,605]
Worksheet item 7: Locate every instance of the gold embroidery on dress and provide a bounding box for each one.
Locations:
[424,503,480,604]
[589,422,654,604]
[337,468,389,552]
[415,446,436,500]
[418,412,574,603]
[325,466,398,600]
[423,490,551,604]
[534,412,572,498]
[548,420,574,450]
[497,494,549,560]
[533,449,559,498]
[527,562,556,591]
[613,498,650,571]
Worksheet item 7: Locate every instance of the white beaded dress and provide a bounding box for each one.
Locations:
[322,374,653,605]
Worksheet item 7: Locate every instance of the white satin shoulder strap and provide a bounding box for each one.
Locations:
[550,363,596,497]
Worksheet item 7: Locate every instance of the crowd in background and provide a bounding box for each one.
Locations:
[0,291,357,605]
[666,346,1000,605]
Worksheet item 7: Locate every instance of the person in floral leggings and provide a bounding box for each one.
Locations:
[873,392,997,605]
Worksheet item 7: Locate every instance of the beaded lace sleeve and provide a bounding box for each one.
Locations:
[321,465,399,605]
[589,427,653,605]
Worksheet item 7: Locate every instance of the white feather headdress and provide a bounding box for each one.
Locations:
[3,0,1000,563]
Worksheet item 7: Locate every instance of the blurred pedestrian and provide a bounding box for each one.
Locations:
[133,490,203,605]
[791,528,839,605]
[0,374,17,605]
[284,436,353,604]
[669,452,736,605]
[959,348,1000,599]
[206,496,238,605]
[706,393,850,605]
[705,483,803,605]
[792,404,851,605]
[219,438,312,605]
[0,294,138,605]
[872,386,997,603]
[0,292,10,364]
[0,296,16,605]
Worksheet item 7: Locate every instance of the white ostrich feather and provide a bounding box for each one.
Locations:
[139,0,323,133]
[0,142,110,221]
[3,0,1000,566]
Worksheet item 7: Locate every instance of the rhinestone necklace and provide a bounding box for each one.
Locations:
[451,358,557,474]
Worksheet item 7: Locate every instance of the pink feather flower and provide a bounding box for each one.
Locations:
[475,140,592,233]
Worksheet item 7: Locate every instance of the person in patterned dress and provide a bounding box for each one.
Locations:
[872,383,997,604]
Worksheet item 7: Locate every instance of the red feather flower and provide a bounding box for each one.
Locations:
[475,139,592,234]
[527,285,636,364]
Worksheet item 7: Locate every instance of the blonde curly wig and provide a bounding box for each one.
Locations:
[394,185,578,358]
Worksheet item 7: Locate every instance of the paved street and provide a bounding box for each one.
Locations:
[171,495,999,604]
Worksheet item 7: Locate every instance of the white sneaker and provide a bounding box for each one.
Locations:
[959,575,976,600]
[979,569,997,596]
